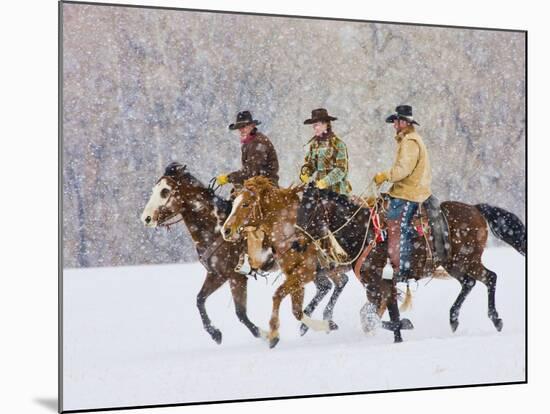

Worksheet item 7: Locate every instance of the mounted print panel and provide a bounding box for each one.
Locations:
[60,1,526,412]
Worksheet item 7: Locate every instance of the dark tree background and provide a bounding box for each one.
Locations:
[62,4,525,268]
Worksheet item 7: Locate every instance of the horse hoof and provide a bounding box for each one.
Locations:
[269,337,280,349]
[210,329,222,344]
[450,320,459,333]
[400,318,414,330]
[394,336,403,344]
[328,320,339,331]
[494,318,503,332]
[299,323,309,336]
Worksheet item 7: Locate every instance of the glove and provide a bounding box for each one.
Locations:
[316,178,329,190]
[216,174,229,186]
[300,173,310,184]
[373,172,389,186]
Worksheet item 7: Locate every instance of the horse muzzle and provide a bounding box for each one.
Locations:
[141,210,159,228]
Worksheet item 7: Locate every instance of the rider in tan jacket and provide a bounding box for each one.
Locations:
[373,105,432,281]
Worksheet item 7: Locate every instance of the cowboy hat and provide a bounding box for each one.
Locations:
[229,111,262,130]
[385,105,420,126]
[303,108,338,124]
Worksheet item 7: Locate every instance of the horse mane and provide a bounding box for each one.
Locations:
[243,176,275,194]
[304,185,358,212]
[164,161,208,190]
[244,176,302,201]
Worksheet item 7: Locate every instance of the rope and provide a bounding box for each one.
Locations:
[329,181,378,236]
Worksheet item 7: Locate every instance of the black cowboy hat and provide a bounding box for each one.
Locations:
[228,111,261,130]
[385,105,420,126]
[303,108,338,125]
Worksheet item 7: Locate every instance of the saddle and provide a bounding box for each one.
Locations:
[420,195,451,264]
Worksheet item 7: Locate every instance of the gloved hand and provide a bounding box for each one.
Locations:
[316,178,329,190]
[365,196,376,208]
[300,173,310,184]
[373,172,389,186]
[216,174,229,186]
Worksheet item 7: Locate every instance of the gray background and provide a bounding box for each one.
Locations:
[62,4,525,268]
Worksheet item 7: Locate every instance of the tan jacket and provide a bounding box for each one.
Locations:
[385,126,432,203]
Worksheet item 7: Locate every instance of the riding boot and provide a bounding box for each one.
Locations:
[398,201,418,281]
[386,218,401,276]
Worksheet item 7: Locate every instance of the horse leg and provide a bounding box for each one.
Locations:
[359,255,388,334]
[448,272,476,332]
[299,270,332,336]
[322,271,349,321]
[268,282,290,348]
[382,279,404,343]
[480,266,503,332]
[228,276,269,340]
[196,272,227,344]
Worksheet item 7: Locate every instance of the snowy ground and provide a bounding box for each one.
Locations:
[62,247,525,411]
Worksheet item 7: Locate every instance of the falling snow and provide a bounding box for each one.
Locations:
[62,4,525,268]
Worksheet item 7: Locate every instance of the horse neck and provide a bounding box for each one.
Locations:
[258,187,300,233]
[177,179,219,246]
[325,196,372,256]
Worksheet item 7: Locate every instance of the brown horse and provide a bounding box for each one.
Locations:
[141,162,271,344]
[297,185,526,343]
[221,176,346,348]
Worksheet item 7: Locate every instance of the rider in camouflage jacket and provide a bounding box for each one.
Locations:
[300,108,352,195]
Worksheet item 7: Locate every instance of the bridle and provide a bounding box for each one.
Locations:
[154,175,185,227]
[230,189,265,236]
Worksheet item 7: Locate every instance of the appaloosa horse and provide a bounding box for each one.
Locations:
[141,162,271,344]
[222,176,348,348]
[296,185,526,343]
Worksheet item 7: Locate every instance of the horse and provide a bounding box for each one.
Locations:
[221,176,348,348]
[296,185,526,343]
[140,162,271,344]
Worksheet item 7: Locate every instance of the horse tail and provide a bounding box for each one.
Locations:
[399,284,413,312]
[475,204,526,256]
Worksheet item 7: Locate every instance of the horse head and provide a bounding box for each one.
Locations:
[141,162,217,228]
[221,176,274,242]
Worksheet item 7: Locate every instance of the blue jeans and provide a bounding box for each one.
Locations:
[386,197,419,278]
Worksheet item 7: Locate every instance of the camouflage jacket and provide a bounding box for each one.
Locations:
[301,131,351,194]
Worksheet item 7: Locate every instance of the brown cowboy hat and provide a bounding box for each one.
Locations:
[228,111,261,130]
[385,105,420,125]
[303,108,338,125]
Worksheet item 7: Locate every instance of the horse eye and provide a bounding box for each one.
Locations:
[242,203,249,208]
[160,189,170,198]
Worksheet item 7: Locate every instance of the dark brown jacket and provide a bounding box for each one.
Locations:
[228,131,280,186]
